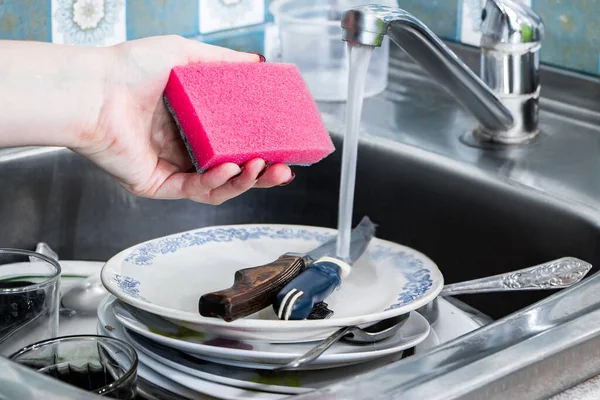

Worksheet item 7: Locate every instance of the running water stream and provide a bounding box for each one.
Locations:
[335,43,374,260]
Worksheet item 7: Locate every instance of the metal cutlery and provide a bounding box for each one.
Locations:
[199,216,376,322]
[30,242,109,317]
[418,256,592,324]
[277,256,591,370]
[61,276,108,316]
[273,216,376,321]
[274,313,410,371]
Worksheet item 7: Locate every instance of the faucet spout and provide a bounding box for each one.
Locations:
[341,3,544,144]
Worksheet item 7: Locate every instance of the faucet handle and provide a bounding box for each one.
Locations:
[481,0,544,47]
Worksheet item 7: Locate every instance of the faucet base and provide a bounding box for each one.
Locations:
[461,127,542,150]
[472,127,540,145]
[469,88,541,145]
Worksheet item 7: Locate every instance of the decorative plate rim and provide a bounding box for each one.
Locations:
[100,223,444,330]
[107,295,429,362]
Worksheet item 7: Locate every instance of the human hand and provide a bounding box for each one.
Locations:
[76,35,295,205]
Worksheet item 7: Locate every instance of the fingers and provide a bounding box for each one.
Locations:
[206,160,295,204]
[180,37,260,64]
[152,162,241,200]
[206,158,268,205]
[254,163,294,188]
[150,159,295,205]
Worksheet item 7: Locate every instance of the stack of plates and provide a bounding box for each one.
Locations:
[99,223,450,399]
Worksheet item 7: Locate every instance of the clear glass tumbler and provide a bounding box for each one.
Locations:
[9,335,138,399]
[0,248,61,357]
[270,0,396,102]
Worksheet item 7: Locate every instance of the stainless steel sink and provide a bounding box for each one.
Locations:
[1,35,600,399]
[2,87,598,321]
[1,130,595,321]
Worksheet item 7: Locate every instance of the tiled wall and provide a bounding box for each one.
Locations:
[0,0,270,49]
[0,0,598,76]
[401,0,600,76]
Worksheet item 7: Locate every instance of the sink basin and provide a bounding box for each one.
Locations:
[1,132,597,321]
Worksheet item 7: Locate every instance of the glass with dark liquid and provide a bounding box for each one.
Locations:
[9,335,138,399]
[0,248,61,356]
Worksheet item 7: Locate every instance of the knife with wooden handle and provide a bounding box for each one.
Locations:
[198,253,309,322]
[198,216,375,322]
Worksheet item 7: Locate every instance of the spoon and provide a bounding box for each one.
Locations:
[30,242,109,316]
[417,256,592,325]
[60,276,108,316]
[277,256,592,370]
[274,313,410,371]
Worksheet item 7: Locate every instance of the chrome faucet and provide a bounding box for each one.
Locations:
[341,1,544,144]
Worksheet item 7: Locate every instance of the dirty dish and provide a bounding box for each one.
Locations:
[100,223,443,342]
[98,304,407,396]
[97,322,278,400]
[101,295,429,369]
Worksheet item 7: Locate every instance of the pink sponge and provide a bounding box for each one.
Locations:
[163,62,335,172]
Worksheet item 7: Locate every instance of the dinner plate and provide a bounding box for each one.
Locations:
[2,260,103,286]
[97,322,281,400]
[131,362,210,400]
[100,223,443,342]
[125,328,407,395]
[103,295,429,369]
[414,298,484,354]
[98,303,406,396]
[57,261,106,337]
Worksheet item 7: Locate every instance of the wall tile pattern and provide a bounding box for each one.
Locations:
[0,0,598,75]
[127,0,198,40]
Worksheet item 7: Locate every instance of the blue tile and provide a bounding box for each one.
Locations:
[0,0,51,41]
[194,26,265,54]
[456,0,463,42]
[397,0,459,41]
[126,0,198,40]
[265,0,273,22]
[532,0,600,75]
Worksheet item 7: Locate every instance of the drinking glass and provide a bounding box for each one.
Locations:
[9,335,138,399]
[270,0,396,102]
[0,248,61,357]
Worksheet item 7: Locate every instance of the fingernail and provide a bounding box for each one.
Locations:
[279,172,296,187]
[227,167,244,182]
[247,52,266,62]
[256,164,269,180]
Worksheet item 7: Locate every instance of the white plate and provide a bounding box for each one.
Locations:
[100,223,443,342]
[414,298,483,354]
[98,302,406,396]
[97,322,285,400]
[125,328,407,395]
[1,260,103,289]
[58,261,106,337]
[127,360,211,400]
[103,295,428,369]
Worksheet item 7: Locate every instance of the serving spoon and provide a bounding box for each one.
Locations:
[417,256,592,324]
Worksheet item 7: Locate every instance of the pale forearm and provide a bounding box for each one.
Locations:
[0,40,109,148]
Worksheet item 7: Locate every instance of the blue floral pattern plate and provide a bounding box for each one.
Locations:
[100,224,443,342]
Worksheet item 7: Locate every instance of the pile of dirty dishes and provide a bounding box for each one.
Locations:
[98,223,446,399]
